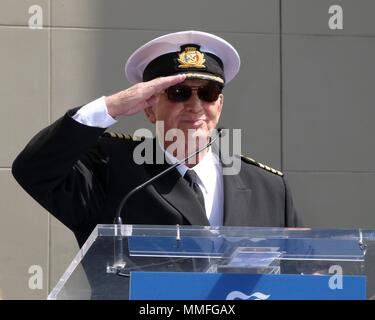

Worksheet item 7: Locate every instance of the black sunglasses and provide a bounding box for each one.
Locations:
[164,83,223,103]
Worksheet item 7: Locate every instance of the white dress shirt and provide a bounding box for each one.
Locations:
[72,96,118,128]
[72,97,224,225]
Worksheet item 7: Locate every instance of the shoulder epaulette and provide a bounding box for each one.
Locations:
[241,155,283,176]
[101,132,144,141]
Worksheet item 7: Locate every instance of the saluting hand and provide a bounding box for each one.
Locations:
[105,74,186,118]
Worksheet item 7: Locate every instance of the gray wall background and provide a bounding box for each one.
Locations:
[1,0,374,299]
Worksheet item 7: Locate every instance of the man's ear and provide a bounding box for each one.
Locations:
[217,93,224,115]
[144,106,156,123]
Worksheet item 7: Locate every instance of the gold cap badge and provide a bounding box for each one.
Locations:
[177,46,206,69]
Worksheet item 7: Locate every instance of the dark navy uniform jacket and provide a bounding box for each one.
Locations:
[12,108,300,247]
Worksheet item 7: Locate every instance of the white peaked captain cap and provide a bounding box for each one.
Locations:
[125,30,241,86]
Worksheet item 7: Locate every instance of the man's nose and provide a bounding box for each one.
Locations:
[184,90,203,111]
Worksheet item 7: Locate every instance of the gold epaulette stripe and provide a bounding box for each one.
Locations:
[102,132,143,141]
[241,155,283,176]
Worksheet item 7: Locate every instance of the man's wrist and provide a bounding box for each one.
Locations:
[104,95,119,118]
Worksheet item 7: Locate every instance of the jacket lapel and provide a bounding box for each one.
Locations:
[153,170,210,225]
[144,140,209,226]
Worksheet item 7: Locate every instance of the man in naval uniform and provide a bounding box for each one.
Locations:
[12,31,300,248]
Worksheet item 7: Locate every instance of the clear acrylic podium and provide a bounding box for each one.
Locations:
[48,225,375,300]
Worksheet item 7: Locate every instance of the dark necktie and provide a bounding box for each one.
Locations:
[183,170,206,213]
